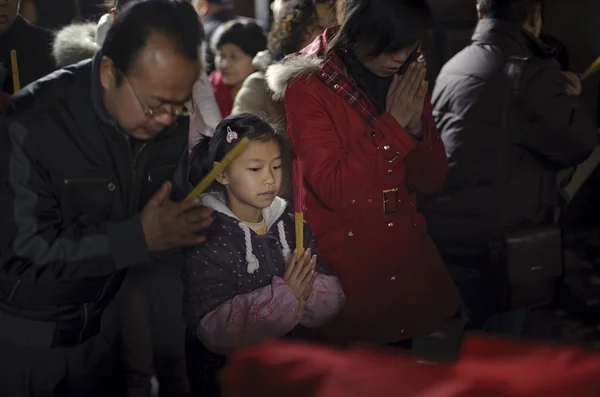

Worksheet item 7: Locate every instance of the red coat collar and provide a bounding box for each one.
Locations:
[298,26,380,125]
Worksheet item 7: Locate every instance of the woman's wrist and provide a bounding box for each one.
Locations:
[406,119,424,140]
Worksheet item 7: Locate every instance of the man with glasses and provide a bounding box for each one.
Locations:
[0,1,211,396]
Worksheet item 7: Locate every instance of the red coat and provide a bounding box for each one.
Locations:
[268,27,459,344]
[222,338,600,397]
[208,69,233,118]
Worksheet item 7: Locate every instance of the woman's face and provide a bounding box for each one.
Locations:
[216,44,256,89]
[360,42,420,78]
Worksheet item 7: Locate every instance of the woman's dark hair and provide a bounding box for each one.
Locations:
[211,18,268,58]
[189,114,287,188]
[477,0,544,24]
[102,0,204,85]
[268,0,321,60]
[330,0,432,59]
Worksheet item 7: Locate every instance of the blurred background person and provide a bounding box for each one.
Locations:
[191,0,236,74]
[0,0,54,101]
[208,18,267,118]
[422,0,598,336]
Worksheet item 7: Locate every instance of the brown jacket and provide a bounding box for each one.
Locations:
[232,51,286,130]
[233,50,292,203]
[422,19,599,260]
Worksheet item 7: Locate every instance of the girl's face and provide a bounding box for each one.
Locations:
[216,44,256,89]
[217,139,283,222]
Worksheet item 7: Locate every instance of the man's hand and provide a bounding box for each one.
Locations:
[141,182,213,252]
[563,71,582,96]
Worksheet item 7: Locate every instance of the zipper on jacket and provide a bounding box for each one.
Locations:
[147,163,176,182]
[124,136,150,215]
[79,302,89,343]
[131,142,149,181]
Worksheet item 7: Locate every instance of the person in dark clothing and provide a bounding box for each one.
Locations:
[192,0,236,74]
[0,0,54,99]
[0,1,213,396]
[539,33,569,71]
[422,0,599,336]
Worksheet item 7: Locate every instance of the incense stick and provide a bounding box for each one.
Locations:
[10,50,20,93]
[185,137,249,201]
[293,160,305,308]
[581,56,600,81]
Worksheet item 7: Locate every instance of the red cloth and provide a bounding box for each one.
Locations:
[208,70,234,118]
[222,338,600,397]
[283,27,459,344]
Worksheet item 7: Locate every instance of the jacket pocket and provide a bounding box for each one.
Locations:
[142,163,178,205]
[62,173,117,223]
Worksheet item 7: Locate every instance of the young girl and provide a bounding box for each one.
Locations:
[183,114,345,396]
[208,18,267,117]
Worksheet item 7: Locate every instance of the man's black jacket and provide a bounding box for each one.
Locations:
[0,53,189,346]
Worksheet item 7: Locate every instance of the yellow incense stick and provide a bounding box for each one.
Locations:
[295,211,304,308]
[185,137,249,200]
[10,50,20,93]
[581,56,600,81]
[295,212,304,259]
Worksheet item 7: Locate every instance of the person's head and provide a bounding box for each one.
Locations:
[212,19,267,89]
[315,0,337,29]
[268,0,322,60]
[0,0,21,35]
[189,114,286,221]
[191,0,232,21]
[99,0,203,140]
[331,0,432,77]
[476,0,544,38]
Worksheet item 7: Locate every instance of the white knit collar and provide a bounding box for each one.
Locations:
[200,192,291,274]
[200,192,288,230]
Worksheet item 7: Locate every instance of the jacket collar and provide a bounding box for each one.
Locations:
[200,192,291,274]
[265,25,380,125]
[201,192,288,231]
[471,19,556,60]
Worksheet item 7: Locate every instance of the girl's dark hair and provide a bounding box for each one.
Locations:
[189,114,287,188]
[330,0,432,59]
[268,0,321,60]
[211,18,268,58]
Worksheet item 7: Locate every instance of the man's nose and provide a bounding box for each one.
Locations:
[154,111,174,126]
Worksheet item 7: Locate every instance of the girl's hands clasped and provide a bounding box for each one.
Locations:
[283,249,317,300]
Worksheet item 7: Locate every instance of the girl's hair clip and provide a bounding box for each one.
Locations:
[226,126,239,144]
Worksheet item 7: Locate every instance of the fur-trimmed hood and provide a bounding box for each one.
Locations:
[265,27,341,101]
[53,23,100,68]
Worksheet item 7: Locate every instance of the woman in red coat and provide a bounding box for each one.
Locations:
[267,0,459,345]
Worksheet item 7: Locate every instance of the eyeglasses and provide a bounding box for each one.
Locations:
[115,67,194,119]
